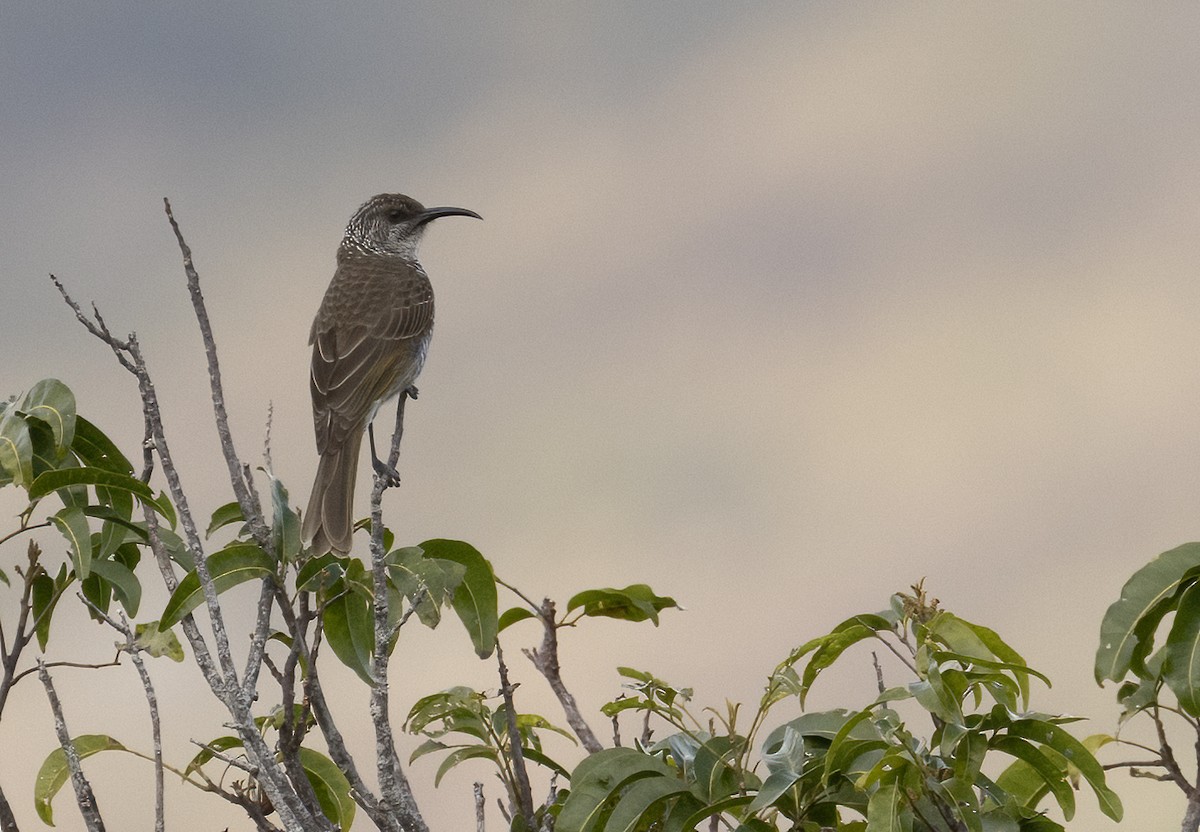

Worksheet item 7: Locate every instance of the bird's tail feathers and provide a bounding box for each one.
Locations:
[303,431,363,557]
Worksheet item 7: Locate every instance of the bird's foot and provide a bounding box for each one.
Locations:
[404,385,419,400]
[372,456,403,487]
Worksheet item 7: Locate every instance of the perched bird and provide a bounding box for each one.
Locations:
[303,193,480,556]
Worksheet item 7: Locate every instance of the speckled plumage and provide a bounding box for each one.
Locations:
[303,193,479,556]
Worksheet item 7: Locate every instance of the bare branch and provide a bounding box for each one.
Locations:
[474,782,486,832]
[162,199,270,547]
[497,642,535,825]
[365,391,430,832]
[38,661,106,831]
[523,598,604,754]
[0,783,17,832]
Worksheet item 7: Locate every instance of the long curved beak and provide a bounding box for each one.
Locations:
[416,206,483,225]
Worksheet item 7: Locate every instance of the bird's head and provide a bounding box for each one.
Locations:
[343,193,481,260]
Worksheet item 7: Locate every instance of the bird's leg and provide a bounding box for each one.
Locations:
[368,422,402,486]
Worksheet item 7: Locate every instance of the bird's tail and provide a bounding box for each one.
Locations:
[303,431,364,557]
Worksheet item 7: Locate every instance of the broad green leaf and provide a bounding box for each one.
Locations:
[692,736,744,802]
[989,735,1075,819]
[433,745,496,786]
[1163,581,1200,716]
[763,709,861,749]
[34,734,127,825]
[748,768,803,812]
[910,662,964,727]
[865,780,902,832]
[160,543,275,627]
[930,649,1049,693]
[499,606,537,631]
[522,746,572,779]
[405,687,488,739]
[50,505,93,578]
[605,775,693,832]
[674,795,755,832]
[299,746,356,829]
[89,557,141,616]
[32,571,59,650]
[0,404,33,487]
[21,379,76,458]
[83,505,150,543]
[799,614,893,705]
[70,416,133,474]
[420,539,497,658]
[386,546,465,628]
[140,522,192,570]
[928,614,1034,705]
[821,708,886,785]
[409,738,449,763]
[296,552,345,591]
[1095,542,1200,683]
[29,466,154,503]
[559,748,677,832]
[567,584,680,626]
[206,501,245,538]
[134,620,185,661]
[1006,719,1122,821]
[323,588,375,685]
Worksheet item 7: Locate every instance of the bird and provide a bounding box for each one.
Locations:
[303,193,481,556]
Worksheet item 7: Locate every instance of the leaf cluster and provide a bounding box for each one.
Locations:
[558,586,1122,832]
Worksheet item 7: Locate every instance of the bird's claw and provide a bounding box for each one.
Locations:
[372,456,403,487]
[404,385,419,400]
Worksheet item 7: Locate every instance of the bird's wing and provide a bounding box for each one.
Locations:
[310,262,433,453]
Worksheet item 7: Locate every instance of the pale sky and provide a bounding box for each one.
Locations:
[2,4,1199,829]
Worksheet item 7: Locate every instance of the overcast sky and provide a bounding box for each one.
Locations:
[2,4,1199,829]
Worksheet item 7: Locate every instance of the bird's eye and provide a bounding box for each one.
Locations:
[386,210,406,224]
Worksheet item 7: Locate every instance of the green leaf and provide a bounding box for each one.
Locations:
[522,746,573,779]
[909,661,964,727]
[269,476,302,561]
[89,556,141,616]
[990,735,1075,820]
[31,571,61,650]
[34,734,127,825]
[559,748,677,832]
[70,416,134,475]
[1096,542,1200,683]
[434,745,496,786]
[799,614,894,705]
[1163,581,1200,716]
[134,620,185,661]
[567,584,680,626]
[21,379,76,457]
[405,686,489,739]
[1006,719,1122,821]
[604,775,693,832]
[160,543,275,627]
[0,404,34,487]
[865,780,903,832]
[299,746,356,829]
[499,606,537,632]
[29,466,154,503]
[206,501,245,538]
[323,587,375,685]
[386,545,465,629]
[50,505,93,579]
[296,552,345,592]
[420,539,498,658]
